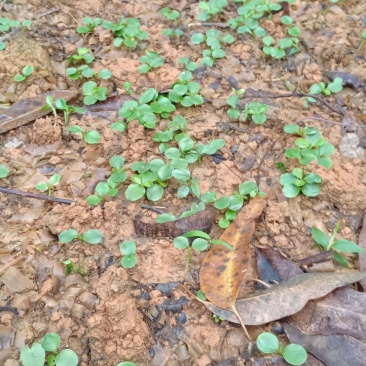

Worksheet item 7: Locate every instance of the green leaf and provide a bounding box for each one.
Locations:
[284,124,300,134]
[332,239,364,253]
[173,236,189,249]
[87,195,102,205]
[20,343,45,366]
[214,196,230,210]
[116,362,137,366]
[0,164,9,178]
[110,155,125,170]
[156,214,176,223]
[282,184,300,198]
[179,137,195,151]
[311,227,329,248]
[225,209,237,221]
[84,130,101,144]
[146,184,164,201]
[138,64,150,74]
[183,230,210,239]
[309,83,323,95]
[281,15,293,25]
[59,229,79,243]
[292,168,303,179]
[256,332,279,354]
[49,174,61,186]
[14,74,25,82]
[172,168,190,181]
[95,182,110,197]
[191,33,205,44]
[98,69,112,79]
[67,125,83,134]
[55,349,79,366]
[285,148,301,160]
[35,182,48,192]
[125,184,145,201]
[228,195,244,211]
[333,252,350,268]
[177,185,190,199]
[219,218,230,228]
[302,183,320,197]
[120,240,136,255]
[317,157,332,169]
[82,229,103,244]
[304,173,321,184]
[140,88,158,104]
[41,333,60,353]
[121,255,137,268]
[239,182,258,196]
[327,77,343,93]
[201,191,217,203]
[22,65,34,76]
[280,173,298,186]
[282,344,307,366]
[192,238,209,251]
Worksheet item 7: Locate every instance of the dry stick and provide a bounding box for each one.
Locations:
[0,187,76,205]
[295,116,366,129]
[240,90,343,116]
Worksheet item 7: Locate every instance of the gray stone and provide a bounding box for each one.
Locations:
[339,133,364,159]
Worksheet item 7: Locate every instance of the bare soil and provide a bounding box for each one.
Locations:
[0,0,365,365]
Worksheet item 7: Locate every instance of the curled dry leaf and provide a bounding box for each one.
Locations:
[133,210,215,238]
[201,271,366,325]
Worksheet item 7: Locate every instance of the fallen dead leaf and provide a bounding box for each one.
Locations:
[201,271,366,325]
[358,212,366,289]
[199,196,267,337]
[284,322,366,366]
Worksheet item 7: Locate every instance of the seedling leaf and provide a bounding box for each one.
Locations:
[82,230,103,244]
[20,343,45,366]
[41,333,60,353]
[55,349,79,366]
[256,332,279,353]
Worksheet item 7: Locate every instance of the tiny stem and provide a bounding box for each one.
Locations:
[185,246,192,274]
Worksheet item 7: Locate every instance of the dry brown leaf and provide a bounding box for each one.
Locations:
[201,271,366,325]
[284,322,366,366]
[0,90,78,134]
[199,196,267,338]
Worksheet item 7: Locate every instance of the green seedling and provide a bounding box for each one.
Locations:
[358,31,366,50]
[124,81,133,95]
[0,164,9,178]
[125,159,170,202]
[206,181,263,228]
[20,332,78,366]
[168,71,204,107]
[42,96,85,125]
[139,51,165,73]
[228,2,266,37]
[117,362,136,366]
[196,290,225,322]
[227,88,245,119]
[67,125,101,144]
[280,168,321,198]
[119,88,176,125]
[152,115,188,147]
[161,28,183,38]
[156,201,206,223]
[87,180,119,205]
[82,80,108,105]
[66,65,112,80]
[103,17,148,48]
[256,332,307,366]
[0,18,31,50]
[174,230,233,272]
[109,155,128,183]
[62,259,83,276]
[198,0,228,21]
[120,240,137,268]
[59,229,103,244]
[243,101,268,124]
[14,65,34,82]
[178,57,198,71]
[191,29,234,66]
[68,47,94,64]
[77,17,103,34]
[159,7,180,21]
[312,222,364,268]
[284,124,334,168]
[307,77,343,101]
[177,177,200,199]
[35,174,61,195]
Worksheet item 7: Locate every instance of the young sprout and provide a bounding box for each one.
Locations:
[77,17,103,34]
[14,65,34,82]
[59,229,103,244]
[120,240,137,268]
[82,81,108,105]
[35,174,61,195]
[0,164,10,178]
[67,125,101,144]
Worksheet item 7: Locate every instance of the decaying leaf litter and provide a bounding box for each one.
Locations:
[0,0,366,365]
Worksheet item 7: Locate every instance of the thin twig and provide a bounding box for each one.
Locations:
[240,90,343,116]
[0,306,18,315]
[0,257,24,275]
[140,204,167,214]
[298,251,334,266]
[188,22,230,28]
[295,116,366,128]
[0,187,76,204]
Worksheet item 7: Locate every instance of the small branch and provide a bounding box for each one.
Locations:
[0,306,18,315]
[0,187,76,205]
[240,90,343,116]
[298,251,334,266]
[295,116,366,129]
[188,22,229,28]
[140,204,167,214]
